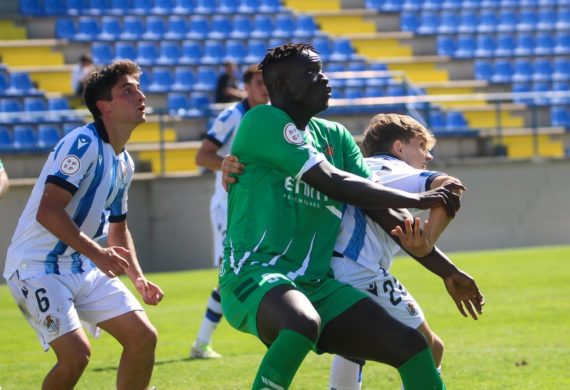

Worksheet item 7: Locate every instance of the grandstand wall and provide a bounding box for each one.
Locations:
[1,158,569,281]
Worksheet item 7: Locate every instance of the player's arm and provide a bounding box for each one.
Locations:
[195,138,223,171]
[36,183,129,278]
[302,159,464,217]
[422,175,465,244]
[108,220,164,305]
[0,166,9,199]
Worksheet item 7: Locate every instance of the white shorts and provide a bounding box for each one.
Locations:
[7,268,143,351]
[331,257,425,329]
[210,202,227,267]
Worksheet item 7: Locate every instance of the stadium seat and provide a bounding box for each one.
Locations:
[84,0,111,15]
[218,0,239,13]
[21,0,44,15]
[378,0,403,12]
[115,42,137,61]
[442,0,462,9]
[552,81,570,104]
[8,72,37,94]
[517,9,537,32]
[550,106,570,127]
[132,0,152,15]
[13,125,38,149]
[44,0,66,15]
[0,73,9,94]
[157,41,181,66]
[537,8,556,31]
[180,41,203,65]
[244,40,267,64]
[231,15,252,40]
[55,18,75,39]
[274,14,296,39]
[38,124,61,149]
[345,87,364,100]
[295,14,319,38]
[172,67,194,91]
[554,32,570,55]
[99,16,121,41]
[402,0,422,11]
[92,42,114,65]
[386,84,406,97]
[535,32,555,55]
[194,0,216,14]
[312,38,332,62]
[225,41,246,64]
[330,38,356,62]
[512,82,532,104]
[139,69,151,91]
[475,35,496,57]
[514,33,535,56]
[552,58,570,81]
[533,59,553,82]
[495,34,516,57]
[457,10,478,34]
[137,42,159,66]
[492,60,514,83]
[478,11,497,34]
[422,0,442,10]
[148,68,173,93]
[400,12,419,33]
[109,0,131,15]
[144,16,167,40]
[437,35,455,57]
[251,15,274,39]
[497,10,517,33]
[0,126,12,151]
[258,0,282,13]
[193,67,218,91]
[168,92,190,116]
[24,97,48,123]
[121,16,145,40]
[438,11,458,34]
[446,111,468,130]
[173,0,194,14]
[428,110,447,131]
[417,12,439,35]
[532,82,550,105]
[202,41,225,65]
[512,59,533,82]
[187,16,209,40]
[238,0,260,13]
[165,16,187,40]
[152,0,174,14]
[455,35,476,58]
[66,0,84,15]
[364,85,385,98]
[555,8,570,30]
[209,15,232,39]
[75,17,100,41]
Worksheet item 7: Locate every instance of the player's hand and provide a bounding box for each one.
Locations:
[221,154,244,191]
[92,246,130,278]
[134,277,165,306]
[416,182,466,218]
[443,270,485,320]
[391,217,433,257]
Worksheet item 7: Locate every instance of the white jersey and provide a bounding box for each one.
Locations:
[205,99,251,210]
[4,120,134,280]
[333,154,444,273]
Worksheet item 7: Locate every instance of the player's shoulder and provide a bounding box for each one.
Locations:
[311,116,348,133]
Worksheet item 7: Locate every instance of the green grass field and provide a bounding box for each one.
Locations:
[1,246,569,389]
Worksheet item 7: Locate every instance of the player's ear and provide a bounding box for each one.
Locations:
[96,99,111,115]
[392,139,404,157]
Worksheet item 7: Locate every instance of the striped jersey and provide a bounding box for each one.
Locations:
[3,120,134,280]
[205,99,251,210]
[334,154,444,273]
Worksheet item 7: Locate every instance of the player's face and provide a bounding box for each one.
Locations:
[108,74,146,126]
[399,135,433,169]
[245,73,269,107]
[285,50,331,115]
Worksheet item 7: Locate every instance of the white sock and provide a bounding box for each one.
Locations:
[329,355,362,390]
[195,288,223,345]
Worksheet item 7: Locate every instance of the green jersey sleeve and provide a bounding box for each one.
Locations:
[232,105,326,179]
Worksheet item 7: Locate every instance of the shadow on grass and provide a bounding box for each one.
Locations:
[91,357,205,372]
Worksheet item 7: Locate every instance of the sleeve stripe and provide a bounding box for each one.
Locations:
[108,213,127,223]
[45,175,78,195]
[205,134,224,147]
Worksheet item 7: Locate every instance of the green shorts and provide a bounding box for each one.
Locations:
[219,264,368,343]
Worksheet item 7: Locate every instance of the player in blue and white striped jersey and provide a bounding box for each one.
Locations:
[3,60,163,389]
[190,64,269,359]
[329,114,480,390]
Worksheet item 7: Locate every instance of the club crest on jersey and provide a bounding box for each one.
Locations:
[407,302,417,316]
[283,123,305,145]
[43,315,60,335]
[119,160,128,187]
[324,144,334,157]
[60,155,81,176]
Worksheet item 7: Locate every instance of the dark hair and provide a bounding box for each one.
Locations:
[83,60,141,119]
[362,114,435,157]
[243,64,261,84]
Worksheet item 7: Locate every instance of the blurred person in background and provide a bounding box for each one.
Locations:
[0,157,9,199]
[71,54,96,97]
[215,60,246,103]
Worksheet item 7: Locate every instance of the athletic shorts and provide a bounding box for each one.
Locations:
[210,202,227,267]
[6,268,143,351]
[219,264,368,345]
[331,257,425,329]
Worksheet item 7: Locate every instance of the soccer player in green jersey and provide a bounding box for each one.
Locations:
[219,43,478,390]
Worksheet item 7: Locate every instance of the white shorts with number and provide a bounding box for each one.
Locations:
[331,257,425,329]
[6,268,143,351]
[210,202,227,267]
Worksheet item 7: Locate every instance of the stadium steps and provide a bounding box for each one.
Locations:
[130,122,177,144]
[0,39,64,67]
[462,105,525,129]
[132,141,201,174]
[283,0,342,12]
[0,20,26,40]
[313,15,377,35]
[500,134,565,159]
[11,64,73,94]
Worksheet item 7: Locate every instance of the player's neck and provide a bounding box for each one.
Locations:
[101,118,135,154]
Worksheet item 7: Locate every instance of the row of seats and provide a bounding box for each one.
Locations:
[437,32,570,58]
[511,82,570,104]
[21,0,282,16]
[0,71,41,96]
[550,105,570,126]
[475,59,570,83]
[56,14,320,42]
[428,109,472,132]
[92,38,358,68]
[402,8,570,34]
[330,84,414,100]
[368,0,570,12]
[0,124,69,151]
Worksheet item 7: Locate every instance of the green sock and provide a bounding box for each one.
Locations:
[251,329,315,390]
[398,348,446,390]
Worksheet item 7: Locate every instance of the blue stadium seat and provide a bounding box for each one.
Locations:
[402,0,422,11]
[512,59,533,82]
[187,16,209,40]
[438,11,458,34]
[231,15,252,39]
[137,42,159,66]
[238,0,260,13]
[312,38,332,62]
[417,12,439,35]
[400,12,419,33]
[378,0,403,12]
[38,124,61,149]
[76,17,100,41]
[44,0,66,15]
[492,60,514,83]
[533,59,553,82]
[428,110,447,131]
[457,10,478,34]
[115,42,137,61]
[251,15,273,39]
[92,42,113,65]
[144,16,166,40]
[475,35,496,57]
[244,40,267,64]
[345,87,364,100]
[478,10,497,33]
[148,68,173,93]
[519,0,538,5]
[180,41,203,65]
[47,97,70,111]
[209,15,232,39]
[556,8,570,30]
[0,72,9,94]
[84,0,110,15]
[194,67,217,91]
[535,32,555,55]
[537,8,557,31]
[20,0,44,16]
[139,69,152,91]
[258,0,282,13]
[551,106,570,127]
[55,18,75,39]
[165,16,187,40]
[109,0,131,15]
[8,72,37,94]
[455,35,476,58]
[422,0,442,10]
[194,0,216,14]
[172,67,194,91]
[554,32,570,54]
[218,0,239,14]
[386,84,406,97]
[512,82,532,104]
[532,82,550,105]
[446,111,468,131]
[552,58,570,81]
[0,126,12,151]
[66,0,85,16]
[24,97,48,122]
[437,35,455,56]
[442,0,462,9]
[172,0,194,14]
[517,9,537,32]
[295,14,319,38]
[552,81,570,104]
[132,0,152,15]
[225,41,246,63]
[474,60,493,81]
[168,92,190,116]
[364,85,385,98]
[188,93,211,117]
[99,16,121,40]
[152,0,174,14]
[157,41,181,66]
[514,33,535,56]
[13,125,38,149]
[202,41,225,65]
[497,10,517,33]
[274,14,296,39]
[495,34,516,57]
[121,16,145,40]
[330,38,355,61]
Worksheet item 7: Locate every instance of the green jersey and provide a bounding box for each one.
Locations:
[221,105,371,283]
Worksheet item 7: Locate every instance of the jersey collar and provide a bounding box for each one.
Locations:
[241,98,251,112]
[369,152,401,161]
[94,118,110,143]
